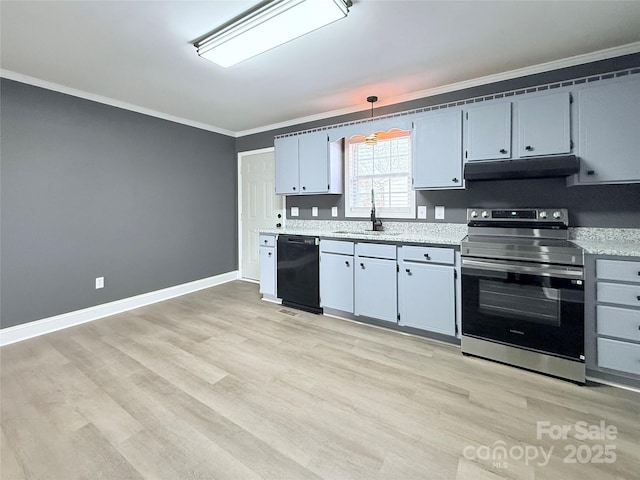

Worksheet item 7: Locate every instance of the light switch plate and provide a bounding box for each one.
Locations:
[95,277,104,289]
[417,206,427,219]
[291,206,299,217]
[331,206,338,217]
[435,205,445,220]
[312,206,318,217]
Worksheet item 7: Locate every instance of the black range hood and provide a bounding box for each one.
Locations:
[464,155,579,181]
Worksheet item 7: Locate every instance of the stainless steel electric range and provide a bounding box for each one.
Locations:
[460,208,585,383]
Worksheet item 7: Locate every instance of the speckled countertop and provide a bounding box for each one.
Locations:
[261,222,640,256]
[260,220,467,246]
[569,228,640,257]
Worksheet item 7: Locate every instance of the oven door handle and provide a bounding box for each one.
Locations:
[461,258,584,280]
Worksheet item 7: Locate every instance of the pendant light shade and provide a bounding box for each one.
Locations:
[365,95,379,145]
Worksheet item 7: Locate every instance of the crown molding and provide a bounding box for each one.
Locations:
[236,41,640,137]
[0,69,236,137]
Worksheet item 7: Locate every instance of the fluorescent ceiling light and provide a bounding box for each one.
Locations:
[196,0,352,68]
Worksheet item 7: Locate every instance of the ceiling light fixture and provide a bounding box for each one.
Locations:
[195,0,353,68]
[364,95,379,146]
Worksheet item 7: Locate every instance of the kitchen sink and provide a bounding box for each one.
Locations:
[332,230,398,236]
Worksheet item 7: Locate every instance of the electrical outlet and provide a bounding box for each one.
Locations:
[290,206,299,217]
[95,277,104,289]
[312,206,318,217]
[331,206,338,217]
[435,206,445,220]
[417,206,427,219]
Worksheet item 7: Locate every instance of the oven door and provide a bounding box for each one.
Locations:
[461,258,584,361]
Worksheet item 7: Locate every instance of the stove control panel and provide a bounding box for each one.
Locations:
[467,208,568,226]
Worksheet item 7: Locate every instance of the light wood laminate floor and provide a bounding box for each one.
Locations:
[2,281,639,480]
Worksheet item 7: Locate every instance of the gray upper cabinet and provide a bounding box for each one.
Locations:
[274,131,343,195]
[517,91,571,157]
[465,102,512,161]
[412,109,463,189]
[274,136,300,194]
[575,76,640,184]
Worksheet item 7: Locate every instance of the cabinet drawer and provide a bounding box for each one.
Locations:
[399,245,454,265]
[259,234,276,247]
[597,282,640,307]
[597,305,640,342]
[597,338,640,376]
[596,259,640,283]
[355,243,397,260]
[320,240,354,255]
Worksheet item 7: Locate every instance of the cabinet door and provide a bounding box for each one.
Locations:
[259,246,276,296]
[298,132,329,193]
[274,136,299,194]
[413,110,463,189]
[354,256,397,323]
[577,78,640,184]
[465,102,512,161]
[320,253,354,313]
[518,92,571,157]
[398,262,455,335]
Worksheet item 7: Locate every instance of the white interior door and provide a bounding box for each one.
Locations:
[239,148,284,281]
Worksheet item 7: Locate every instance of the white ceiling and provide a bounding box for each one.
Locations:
[2,1,640,136]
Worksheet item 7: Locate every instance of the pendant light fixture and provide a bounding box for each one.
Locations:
[364,95,378,146]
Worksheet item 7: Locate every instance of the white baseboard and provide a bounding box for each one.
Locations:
[0,271,239,346]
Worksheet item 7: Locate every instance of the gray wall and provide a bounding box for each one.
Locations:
[1,79,237,328]
[237,53,640,228]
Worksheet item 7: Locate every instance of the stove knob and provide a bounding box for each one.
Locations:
[470,210,478,218]
[482,210,490,218]
[539,211,548,219]
[553,211,562,219]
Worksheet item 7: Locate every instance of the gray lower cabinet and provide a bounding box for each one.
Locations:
[354,243,397,323]
[398,246,456,336]
[259,234,277,298]
[593,258,640,380]
[320,240,354,313]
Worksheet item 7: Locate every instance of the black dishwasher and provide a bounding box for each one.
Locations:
[277,235,321,314]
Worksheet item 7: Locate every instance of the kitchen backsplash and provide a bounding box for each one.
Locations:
[285,177,640,228]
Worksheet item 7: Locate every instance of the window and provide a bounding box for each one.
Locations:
[344,129,415,219]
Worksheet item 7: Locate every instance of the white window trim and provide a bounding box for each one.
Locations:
[344,131,416,219]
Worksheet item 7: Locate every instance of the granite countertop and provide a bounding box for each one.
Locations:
[260,220,467,247]
[260,222,640,256]
[569,228,640,257]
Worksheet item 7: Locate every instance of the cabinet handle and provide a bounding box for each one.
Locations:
[525,145,534,151]
[268,252,272,257]
[637,296,640,301]
[264,240,268,244]
[586,170,595,176]
[452,177,459,183]
[405,268,411,274]
[345,261,350,267]
[276,223,282,228]
[424,253,431,260]
[302,186,306,191]
[360,263,365,269]
[292,186,297,190]
[499,149,507,154]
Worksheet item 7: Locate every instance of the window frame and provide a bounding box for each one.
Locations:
[344,129,416,219]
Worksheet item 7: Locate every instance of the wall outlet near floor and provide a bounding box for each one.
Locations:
[331,206,338,217]
[435,205,446,220]
[417,206,427,219]
[95,277,104,289]
[290,206,299,217]
[312,206,318,217]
